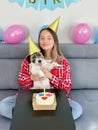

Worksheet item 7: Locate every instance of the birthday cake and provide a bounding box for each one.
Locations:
[32,92,57,110]
[36,92,55,105]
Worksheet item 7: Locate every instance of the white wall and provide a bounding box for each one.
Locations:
[0,0,98,44]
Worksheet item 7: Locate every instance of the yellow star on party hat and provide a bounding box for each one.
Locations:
[28,37,40,55]
[48,16,60,32]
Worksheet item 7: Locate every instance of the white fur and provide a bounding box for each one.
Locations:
[30,63,50,89]
[29,53,62,89]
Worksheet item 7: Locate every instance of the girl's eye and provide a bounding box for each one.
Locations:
[40,38,44,40]
[40,37,52,40]
[48,38,52,40]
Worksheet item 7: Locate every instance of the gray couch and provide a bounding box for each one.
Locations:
[0,43,98,130]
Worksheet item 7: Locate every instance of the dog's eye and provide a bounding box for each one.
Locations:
[32,59,35,63]
[33,55,36,59]
[37,53,41,56]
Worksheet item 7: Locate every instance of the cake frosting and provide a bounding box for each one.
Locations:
[36,92,55,105]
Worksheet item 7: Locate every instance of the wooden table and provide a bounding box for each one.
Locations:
[10,89,76,130]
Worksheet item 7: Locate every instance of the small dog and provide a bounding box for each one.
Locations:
[29,52,61,89]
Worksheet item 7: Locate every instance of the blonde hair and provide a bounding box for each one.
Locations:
[38,28,63,61]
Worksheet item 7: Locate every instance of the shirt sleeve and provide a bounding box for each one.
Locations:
[50,57,72,95]
[17,56,33,90]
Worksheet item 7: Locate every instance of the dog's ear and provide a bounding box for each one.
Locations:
[26,55,31,63]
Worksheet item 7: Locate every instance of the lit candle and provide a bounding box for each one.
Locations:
[44,88,46,96]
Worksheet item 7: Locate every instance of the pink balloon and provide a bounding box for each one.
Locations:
[3,25,26,44]
[72,23,92,44]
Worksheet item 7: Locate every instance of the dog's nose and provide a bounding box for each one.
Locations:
[38,60,41,63]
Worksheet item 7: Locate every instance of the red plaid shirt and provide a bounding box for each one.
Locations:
[18,55,72,95]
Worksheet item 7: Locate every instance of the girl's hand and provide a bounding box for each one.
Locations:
[40,67,53,79]
[30,74,45,81]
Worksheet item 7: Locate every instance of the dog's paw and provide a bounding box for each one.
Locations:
[52,62,62,67]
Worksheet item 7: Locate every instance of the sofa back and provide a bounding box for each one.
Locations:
[0,44,28,89]
[0,43,98,90]
[60,44,98,89]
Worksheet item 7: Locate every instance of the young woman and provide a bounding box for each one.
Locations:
[0,28,83,120]
[18,28,83,120]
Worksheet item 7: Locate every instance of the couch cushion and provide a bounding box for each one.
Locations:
[60,44,98,58]
[70,89,98,130]
[61,44,98,89]
[0,89,18,100]
[0,59,22,89]
[69,59,98,89]
[0,116,11,130]
[0,44,28,59]
[0,89,18,130]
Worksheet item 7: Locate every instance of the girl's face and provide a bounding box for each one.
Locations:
[39,30,54,52]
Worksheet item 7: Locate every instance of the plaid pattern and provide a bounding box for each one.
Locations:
[18,56,33,90]
[50,57,72,94]
[18,56,72,94]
